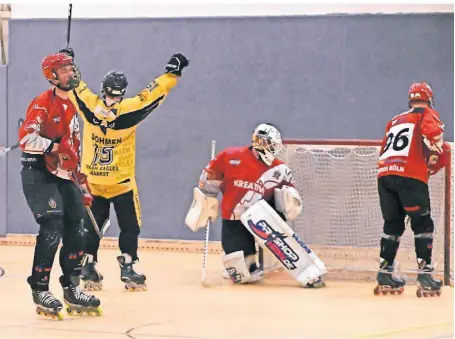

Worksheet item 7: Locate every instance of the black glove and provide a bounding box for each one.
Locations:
[165,53,189,76]
[59,48,74,59]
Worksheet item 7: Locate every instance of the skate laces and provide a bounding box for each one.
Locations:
[72,285,93,303]
[38,291,58,305]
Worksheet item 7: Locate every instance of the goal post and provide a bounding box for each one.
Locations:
[261,139,453,285]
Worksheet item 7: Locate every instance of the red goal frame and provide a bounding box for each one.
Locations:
[282,138,453,286]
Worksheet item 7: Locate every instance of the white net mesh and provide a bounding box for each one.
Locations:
[263,141,453,282]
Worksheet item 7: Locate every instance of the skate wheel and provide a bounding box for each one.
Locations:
[429,291,435,297]
[423,291,429,297]
[390,290,396,295]
[36,309,41,315]
[57,312,63,321]
[416,289,422,298]
[66,307,72,314]
[381,290,388,295]
[398,287,404,295]
[95,307,102,316]
[436,290,441,296]
[373,286,380,295]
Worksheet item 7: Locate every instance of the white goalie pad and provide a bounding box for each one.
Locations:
[240,200,327,286]
[222,251,263,284]
[185,187,219,232]
[274,185,303,221]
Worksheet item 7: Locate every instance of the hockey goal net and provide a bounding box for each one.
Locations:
[262,139,453,285]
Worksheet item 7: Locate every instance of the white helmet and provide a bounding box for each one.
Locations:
[251,123,283,166]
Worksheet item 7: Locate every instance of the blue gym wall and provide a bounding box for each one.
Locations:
[2,13,454,240]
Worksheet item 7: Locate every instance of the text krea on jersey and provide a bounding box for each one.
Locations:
[233,180,265,194]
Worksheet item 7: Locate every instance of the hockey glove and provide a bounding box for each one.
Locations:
[75,172,93,207]
[58,135,79,171]
[165,53,189,76]
[59,48,75,59]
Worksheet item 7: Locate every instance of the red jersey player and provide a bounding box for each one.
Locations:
[18,52,101,319]
[185,123,326,287]
[375,82,449,297]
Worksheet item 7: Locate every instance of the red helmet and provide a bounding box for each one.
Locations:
[41,53,74,81]
[408,82,434,107]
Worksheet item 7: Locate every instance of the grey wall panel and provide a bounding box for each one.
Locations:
[6,14,453,240]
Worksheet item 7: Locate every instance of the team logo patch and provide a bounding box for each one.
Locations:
[247,219,299,270]
[229,159,241,165]
[48,197,57,209]
[272,170,281,180]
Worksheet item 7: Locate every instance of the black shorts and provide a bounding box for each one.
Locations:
[378,175,431,222]
[21,166,85,224]
[221,219,257,257]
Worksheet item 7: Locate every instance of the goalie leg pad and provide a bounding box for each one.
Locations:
[274,185,303,221]
[185,187,219,232]
[240,200,327,287]
[222,251,263,284]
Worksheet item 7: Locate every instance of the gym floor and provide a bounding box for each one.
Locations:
[0,245,453,339]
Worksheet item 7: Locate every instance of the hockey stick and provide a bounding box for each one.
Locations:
[0,5,6,65]
[71,171,107,240]
[66,4,72,49]
[0,118,24,157]
[201,140,217,287]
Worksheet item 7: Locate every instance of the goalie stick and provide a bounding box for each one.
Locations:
[201,140,216,286]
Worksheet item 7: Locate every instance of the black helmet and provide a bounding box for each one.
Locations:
[101,71,128,97]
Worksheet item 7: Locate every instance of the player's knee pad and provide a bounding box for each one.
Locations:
[410,214,434,235]
[37,217,64,252]
[222,251,263,284]
[383,218,405,237]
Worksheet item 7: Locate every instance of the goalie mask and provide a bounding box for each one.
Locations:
[252,123,283,166]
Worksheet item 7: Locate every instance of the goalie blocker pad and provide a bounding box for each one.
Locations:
[185,187,219,232]
[240,200,327,286]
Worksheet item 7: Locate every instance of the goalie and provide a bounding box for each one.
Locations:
[185,123,326,288]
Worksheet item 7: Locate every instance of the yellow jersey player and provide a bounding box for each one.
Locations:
[60,48,189,291]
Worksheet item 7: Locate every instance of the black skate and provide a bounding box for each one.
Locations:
[416,267,442,298]
[117,254,147,291]
[81,255,103,291]
[31,289,63,320]
[373,265,405,296]
[62,276,102,316]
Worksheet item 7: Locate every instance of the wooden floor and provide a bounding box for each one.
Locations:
[0,245,453,339]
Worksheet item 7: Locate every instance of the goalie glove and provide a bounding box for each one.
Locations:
[165,53,189,76]
[274,185,303,221]
[59,48,75,59]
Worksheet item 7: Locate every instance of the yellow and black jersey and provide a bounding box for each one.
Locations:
[70,73,179,185]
